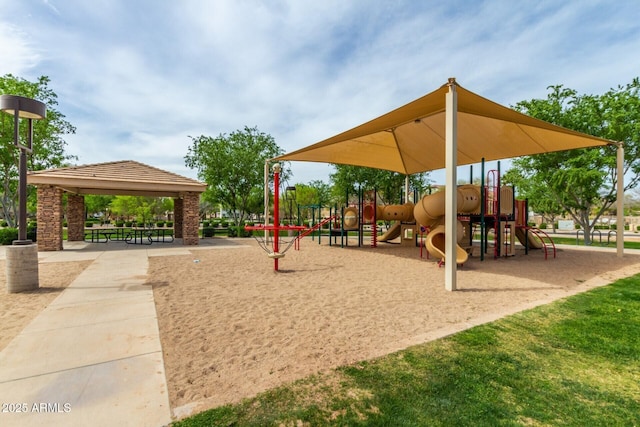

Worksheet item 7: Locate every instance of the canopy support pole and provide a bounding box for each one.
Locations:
[616,142,624,257]
[405,175,410,203]
[264,160,270,242]
[445,78,458,291]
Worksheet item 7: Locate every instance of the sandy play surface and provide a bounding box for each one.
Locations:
[147,238,640,417]
[0,260,92,351]
[2,238,639,420]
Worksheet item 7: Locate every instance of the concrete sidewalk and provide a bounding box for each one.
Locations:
[0,244,174,427]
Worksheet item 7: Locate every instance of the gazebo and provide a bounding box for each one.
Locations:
[27,160,207,251]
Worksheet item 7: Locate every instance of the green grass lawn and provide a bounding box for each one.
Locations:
[470,232,640,250]
[173,274,640,426]
[551,235,640,250]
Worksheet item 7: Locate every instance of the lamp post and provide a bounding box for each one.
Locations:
[1,94,47,292]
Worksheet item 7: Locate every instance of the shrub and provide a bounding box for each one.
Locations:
[125,221,133,227]
[115,221,124,227]
[0,220,8,227]
[539,222,547,229]
[166,221,173,228]
[0,227,33,244]
[156,221,165,228]
[85,222,94,228]
[202,221,211,227]
[202,227,216,237]
[228,226,251,237]
[0,228,18,245]
[220,221,229,228]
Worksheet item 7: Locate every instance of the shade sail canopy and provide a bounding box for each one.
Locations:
[275,81,613,174]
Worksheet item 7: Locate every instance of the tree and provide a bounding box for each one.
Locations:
[184,126,287,227]
[109,196,138,221]
[0,74,76,226]
[109,196,173,225]
[502,168,564,231]
[506,79,640,244]
[84,195,114,222]
[284,180,332,224]
[329,165,430,205]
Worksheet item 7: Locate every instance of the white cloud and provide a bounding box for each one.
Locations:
[1,0,638,185]
[0,22,41,75]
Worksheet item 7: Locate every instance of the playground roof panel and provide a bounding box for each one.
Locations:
[275,81,613,174]
[27,160,207,197]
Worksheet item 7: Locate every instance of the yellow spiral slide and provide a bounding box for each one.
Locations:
[413,185,480,265]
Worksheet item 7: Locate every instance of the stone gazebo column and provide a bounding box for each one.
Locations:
[173,197,183,239]
[182,192,200,245]
[67,194,85,241]
[36,185,64,251]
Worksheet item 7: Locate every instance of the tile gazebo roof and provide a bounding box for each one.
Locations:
[27,160,207,197]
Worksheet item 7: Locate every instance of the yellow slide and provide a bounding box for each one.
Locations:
[515,227,543,249]
[425,225,469,265]
[414,185,480,265]
[378,222,402,242]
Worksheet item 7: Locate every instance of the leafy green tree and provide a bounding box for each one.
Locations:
[84,195,114,222]
[0,74,76,226]
[108,196,172,225]
[330,165,430,205]
[184,126,287,227]
[282,181,332,224]
[109,196,138,221]
[307,179,333,207]
[507,79,640,244]
[502,168,564,231]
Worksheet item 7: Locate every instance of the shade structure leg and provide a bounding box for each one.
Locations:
[616,142,624,257]
[444,78,458,291]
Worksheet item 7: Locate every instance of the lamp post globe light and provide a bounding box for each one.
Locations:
[0,94,47,292]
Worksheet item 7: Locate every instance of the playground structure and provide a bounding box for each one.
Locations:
[312,166,555,265]
[414,185,480,266]
[247,162,554,272]
[313,188,419,249]
[412,168,556,265]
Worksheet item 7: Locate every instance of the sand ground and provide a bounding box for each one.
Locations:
[0,260,92,351]
[146,239,640,417]
[2,238,640,420]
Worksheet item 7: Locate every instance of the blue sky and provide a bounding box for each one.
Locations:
[1,0,639,185]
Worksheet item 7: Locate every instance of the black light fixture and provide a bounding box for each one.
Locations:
[0,94,47,244]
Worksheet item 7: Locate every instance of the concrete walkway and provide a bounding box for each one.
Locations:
[0,241,219,427]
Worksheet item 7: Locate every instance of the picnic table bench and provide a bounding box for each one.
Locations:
[85,228,126,243]
[85,228,174,244]
[124,228,174,245]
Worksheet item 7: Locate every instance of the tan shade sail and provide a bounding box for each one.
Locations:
[275,81,612,174]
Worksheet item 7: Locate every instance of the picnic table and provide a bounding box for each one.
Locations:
[85,228,124,243]
[124,228,174,245]
[84,228,174,244]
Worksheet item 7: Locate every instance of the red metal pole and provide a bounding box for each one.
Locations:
[273,164,280,271]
